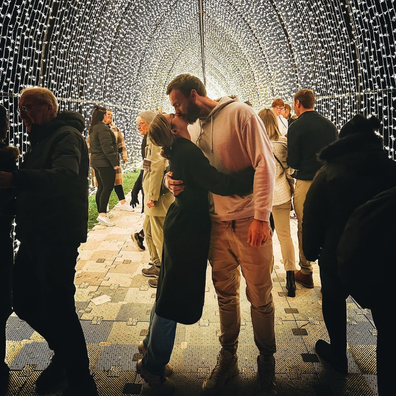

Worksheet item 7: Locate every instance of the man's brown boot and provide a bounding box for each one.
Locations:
[201,349,239,395]
[294,270,314,288]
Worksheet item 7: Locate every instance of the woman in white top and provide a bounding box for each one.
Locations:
[258,109,297,297]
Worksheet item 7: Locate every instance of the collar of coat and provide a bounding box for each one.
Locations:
[319,130,385,163]
[28,111,85,146]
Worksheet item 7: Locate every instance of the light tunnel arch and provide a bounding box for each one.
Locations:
[0,0,395,166]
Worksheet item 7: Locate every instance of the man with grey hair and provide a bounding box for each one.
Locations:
[0,87,97,395]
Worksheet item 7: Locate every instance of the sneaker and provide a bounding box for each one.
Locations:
[34,355,67,394]
[97,216,115,227]
[315,340,348,375]
[148,278,158,288]
[142,265,160,278]
[294,270,314,288]
[61,374,98,396]
[138,342,173,376]
[201,349,239,396]
[257,355,277,396]
[132,232,145,251]
[119,202,133,212]
[136,360,175,395]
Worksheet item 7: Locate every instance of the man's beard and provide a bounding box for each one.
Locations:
[184,101,201,124]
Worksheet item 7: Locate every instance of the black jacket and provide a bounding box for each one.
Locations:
[0,142,19,217]
[13,111,89,244]
[287,111,338,180]
[88,121,119,168]
[302,132,396,269]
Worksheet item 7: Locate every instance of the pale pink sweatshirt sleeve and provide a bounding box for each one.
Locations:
[242,114,276,222]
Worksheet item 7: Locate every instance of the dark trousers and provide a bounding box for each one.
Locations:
[12,240,90,386]
[114,184,125,201]
[94,167,115,213]
[319,260,348,354]
[0,217,13,364]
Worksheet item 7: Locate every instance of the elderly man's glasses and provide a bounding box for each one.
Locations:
[18,105,42,115]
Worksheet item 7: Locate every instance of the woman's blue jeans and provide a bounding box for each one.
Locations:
[142,302,177,376]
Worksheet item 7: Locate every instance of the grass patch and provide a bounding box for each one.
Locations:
[88,170,140,229]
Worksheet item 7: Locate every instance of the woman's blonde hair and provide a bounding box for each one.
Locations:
[148,114,175,159]
[258,108,281,141]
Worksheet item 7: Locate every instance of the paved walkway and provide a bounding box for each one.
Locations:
[5,195,379,395]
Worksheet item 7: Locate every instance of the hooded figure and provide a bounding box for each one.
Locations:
[302,114,396,383]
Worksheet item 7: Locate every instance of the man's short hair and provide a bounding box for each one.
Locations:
[20,87,59,116]
[271,98,285,108]
[166,74,207,97]
[294,89,315,109]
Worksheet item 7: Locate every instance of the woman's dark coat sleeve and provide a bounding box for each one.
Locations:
[187,145,254,196]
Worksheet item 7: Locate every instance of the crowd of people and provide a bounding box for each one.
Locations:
[0,75,393,396]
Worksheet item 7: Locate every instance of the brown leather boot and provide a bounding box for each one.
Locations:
[201,349,239,395]
[294,270,314,288]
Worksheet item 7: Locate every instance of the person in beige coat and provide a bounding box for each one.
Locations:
[141,111,174,288]
[258,109,297,297]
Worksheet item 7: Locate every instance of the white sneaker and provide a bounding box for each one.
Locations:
[119,202,133,212]
[97,216,115,227]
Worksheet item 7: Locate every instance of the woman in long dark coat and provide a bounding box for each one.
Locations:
[302,114,396,385]
[136,113,254,394]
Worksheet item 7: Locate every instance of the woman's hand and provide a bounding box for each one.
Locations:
[147,200,155,208]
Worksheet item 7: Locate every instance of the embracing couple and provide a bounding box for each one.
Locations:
[137,74,277,396]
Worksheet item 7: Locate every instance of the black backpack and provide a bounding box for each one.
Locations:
[337,186,396,308]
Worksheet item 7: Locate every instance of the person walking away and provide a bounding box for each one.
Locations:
[0,87,97,395]
[337,186,396,396]
[258,108,296,297]
[302,115,396,385]
[287,89,338,289]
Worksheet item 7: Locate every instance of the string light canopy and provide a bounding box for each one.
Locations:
[1,0,395,166]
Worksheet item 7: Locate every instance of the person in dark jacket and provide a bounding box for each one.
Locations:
[337,186,395,396]
[287,89,338,289]
[88,106,120,227]
[135,113,254,395]
[302,114,396,379]
[0,87,97,396]
[0,105,19,393]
